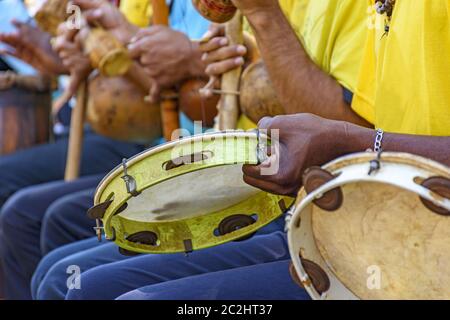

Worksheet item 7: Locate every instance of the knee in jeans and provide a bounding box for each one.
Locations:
[0,159,20,203]
[0,188,34,231]
[36,261,78,300]
[65,267,110,300]
[43,192,92,232]
[42,199,69,231]
[40,200,73,254]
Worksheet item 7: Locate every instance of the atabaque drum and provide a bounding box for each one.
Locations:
[0,72,52,155]
[287,152,450,300]
[89,130,290,255]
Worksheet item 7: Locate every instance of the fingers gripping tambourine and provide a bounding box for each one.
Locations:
[88,131,290,255]
[287,152,450,300]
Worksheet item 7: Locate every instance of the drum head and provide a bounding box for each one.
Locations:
[288,152,450,300]
[123,164,260,222]
[313,181,450,300]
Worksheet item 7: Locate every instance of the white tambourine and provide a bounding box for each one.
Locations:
[287,152,450,300]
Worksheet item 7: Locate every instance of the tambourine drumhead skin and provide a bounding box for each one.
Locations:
[95,131,289,254]
[287,152,450,300]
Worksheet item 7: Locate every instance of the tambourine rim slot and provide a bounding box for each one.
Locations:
[113,201,129,216]
[125,231,159,247]
[216,214,257,241]
[162,150,214,171]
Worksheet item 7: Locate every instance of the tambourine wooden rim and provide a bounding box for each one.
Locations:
[287,152,450,300]
[94,130,289,254]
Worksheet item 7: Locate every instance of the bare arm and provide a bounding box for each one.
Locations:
[72,0,139,44]
[242,114,449,196]
[345,124,450,166]
[243,5,371,127]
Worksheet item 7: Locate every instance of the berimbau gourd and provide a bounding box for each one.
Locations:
[192,0,237,23]
[192,1,284,125]
[239,61,284,124]
[32,0,158,180]
[237,33,284,123]
[34,0,221,141]
[34,0,160,143]
[34,0,130,77]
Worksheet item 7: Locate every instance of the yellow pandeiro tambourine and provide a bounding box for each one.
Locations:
[89,130,291,255]
[287,152,450,300]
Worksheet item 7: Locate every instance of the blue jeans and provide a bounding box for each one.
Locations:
[33,228,289,300]
[0,132,148,299]
[0,131,146,208]
[32,238,124,300]
[0,177,99,299]
[118,260,310,300]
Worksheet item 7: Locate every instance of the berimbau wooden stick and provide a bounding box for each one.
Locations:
[64,82,87,181]
[218,11,243,130]
[151,0,179,141]
[151,0,169,25]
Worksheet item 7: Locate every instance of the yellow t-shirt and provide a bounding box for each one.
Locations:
[295,0,368,93]
[120,0,152,27]
[238,0,369,130]
[352,0,450,136]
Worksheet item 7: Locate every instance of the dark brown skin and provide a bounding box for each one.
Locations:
[0,20,66,75]
[201,1,370,127]
[51,23,92,115]
[52,25,91,76]
[197,1,447,197]
[243,114,450,197]
[199,24,261,100]
[71,0,139,44]
[51,1,140,113]
[73,0,208,103]
[128,26,207,102]
[200,24,249,76]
